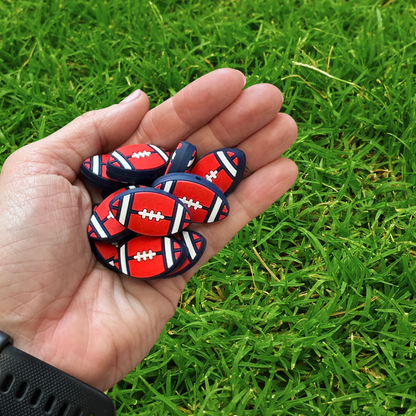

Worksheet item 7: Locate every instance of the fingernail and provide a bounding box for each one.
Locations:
[280,90,284,104]
[241,73,247,86]
[120,89,142,104]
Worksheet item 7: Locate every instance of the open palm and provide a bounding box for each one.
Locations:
[0,69,298,391]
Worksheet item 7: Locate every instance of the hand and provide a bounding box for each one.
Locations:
[0,69,298,391]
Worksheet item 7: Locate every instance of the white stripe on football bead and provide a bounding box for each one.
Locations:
[164,237,174,269]
[187,157,195,167]
[171,204,184,234]
[163,180,173,193]
[218,151,237,177]
[183,231,197,259]
[112,151,132,170]
[118,194,131,225]
[120,244,128,275]
[92,155,100,175]
[150,145,169,162]
[207,197,223,223]
[90,214,108,238]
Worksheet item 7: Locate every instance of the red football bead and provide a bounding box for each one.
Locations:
[113,235,188,279]
[88,186,140,242]
[90,240,119,272]
[166,230,207,277]
[81,154,124,192]
[109,187,192,236]
[107,144,170,184]
[190,148,246,195]
[152,173,229,224]
[165,141,197,174]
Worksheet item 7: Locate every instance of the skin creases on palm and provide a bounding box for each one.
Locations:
[0,69,298,390]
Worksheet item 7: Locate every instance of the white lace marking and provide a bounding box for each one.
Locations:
[205,170,218,181]
[107,210,115,220]
[134,250,156,262]
[131,151,152,159]
[138,209,165,222]
[180,197,203,210]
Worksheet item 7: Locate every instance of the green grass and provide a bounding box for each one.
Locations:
[1,0,416,414]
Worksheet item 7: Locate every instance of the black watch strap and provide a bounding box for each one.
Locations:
[0,330,116,416]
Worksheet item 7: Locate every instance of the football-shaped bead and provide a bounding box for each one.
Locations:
[90,240,120,272]
[113,235,188,279]
[165,141,197,175]
[152,173,229,223]
[106,144,170,184]
[81,154,124,192]
[88,186,139,242]
[109,187,192,236]
[190,148,246,195]
[166,230,207,277]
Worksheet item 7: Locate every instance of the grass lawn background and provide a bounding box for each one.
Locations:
[1,0,415,414]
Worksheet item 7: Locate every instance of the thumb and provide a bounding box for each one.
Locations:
[9,90,149,182]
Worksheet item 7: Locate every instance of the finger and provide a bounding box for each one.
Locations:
[186,84,284,156]
[7,91,149,182]
[125,68,246,149]
[183,157,298,282]
[238,113,298,176]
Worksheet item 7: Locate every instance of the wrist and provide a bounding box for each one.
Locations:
[0,330,116,415]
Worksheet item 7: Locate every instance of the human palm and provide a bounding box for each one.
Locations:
[0,69,298,391]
